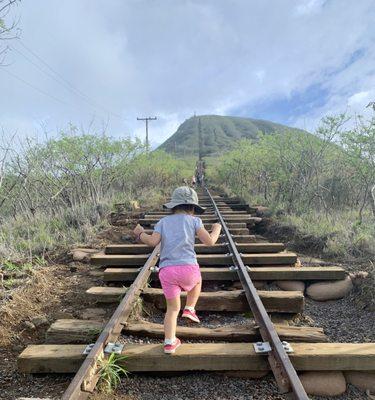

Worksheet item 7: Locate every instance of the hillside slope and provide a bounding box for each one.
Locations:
[158,115,307,156]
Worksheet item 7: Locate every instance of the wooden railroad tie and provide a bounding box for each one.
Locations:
[18,192,371,400]
[103,266,347,282]
[18,343,375,374]
[91,252,298,267]
[104,243,286,255]
[139,217,262,225]
[45,320,328,344]
[86,287,305,313]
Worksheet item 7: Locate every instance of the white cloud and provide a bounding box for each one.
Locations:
[294,0,328,16]
[1,0,374,142]
[347,91,373,107]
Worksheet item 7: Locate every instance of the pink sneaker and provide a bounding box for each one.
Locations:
[164,338,181,354]
[182,309,200,323]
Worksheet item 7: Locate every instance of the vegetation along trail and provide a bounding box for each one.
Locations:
[1,1,375,398]
[0,114,374,400]
[8,178,374,400]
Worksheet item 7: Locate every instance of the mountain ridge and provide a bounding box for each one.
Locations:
[158,115,308,156]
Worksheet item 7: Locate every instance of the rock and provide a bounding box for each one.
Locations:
[306,276,353,301]
[228,281,265,290]
[70,265,78,272]
[345,371,375,392]
[121,234,132,242]
[22,321,36,330]
[276,280,305,292]
[299,256,333,266]
[130,200,140,210]
[72,248,100,254]
[31,316,49,327]
[299,371,347,396]
[89,270,103,277]
[13,344,24,352]
[270,314,291,325]
[79,308,107,320]
[349,271,369,286]
[253,281,266,289]
[72,250,91,263]
[254,206,272,217]
[54,311,74,319]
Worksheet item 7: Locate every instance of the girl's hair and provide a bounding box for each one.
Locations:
[172,204,195,214]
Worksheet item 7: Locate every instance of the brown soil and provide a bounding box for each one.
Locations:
[0,262,104,400]
[0,220,373,400]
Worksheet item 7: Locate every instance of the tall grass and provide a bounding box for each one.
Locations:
[281,210,375,259]
[0,132,194,262]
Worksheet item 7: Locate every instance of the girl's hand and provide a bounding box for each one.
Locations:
[211,223,221,231]
[134,224,145,236]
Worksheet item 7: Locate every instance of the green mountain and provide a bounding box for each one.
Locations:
[158,115,307,156]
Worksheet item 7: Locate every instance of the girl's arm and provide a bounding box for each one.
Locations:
[197,223,221,246]
[134,224,161,247]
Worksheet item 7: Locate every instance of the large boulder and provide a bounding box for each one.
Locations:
[254,206,272,217]
[72,250,91,263]
[71,248,101,263]
[228,281,265,290]
[345,371,375,392]
[299,371,346,396]
[276,280,305,292]
[306,276,352,301]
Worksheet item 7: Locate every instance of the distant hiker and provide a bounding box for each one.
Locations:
[133,186,221,354]
[191,175,196,187]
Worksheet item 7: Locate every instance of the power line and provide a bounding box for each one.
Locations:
[15,39,122,119]
[10,45,73,91]
[1,67,69,105]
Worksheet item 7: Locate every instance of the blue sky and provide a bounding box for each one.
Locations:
[1,0,375,146]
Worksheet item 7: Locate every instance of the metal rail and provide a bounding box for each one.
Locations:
[61,245,160,400]
[205,188,309,400]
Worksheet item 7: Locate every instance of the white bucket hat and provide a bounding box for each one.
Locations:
[163,186,206,214]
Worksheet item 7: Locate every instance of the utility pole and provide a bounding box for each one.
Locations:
[198,117,203,160]
[137,116,157,150]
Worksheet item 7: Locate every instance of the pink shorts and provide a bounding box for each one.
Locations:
[158,264,201,300]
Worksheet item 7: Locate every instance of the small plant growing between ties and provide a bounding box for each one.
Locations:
[97,352,129,393]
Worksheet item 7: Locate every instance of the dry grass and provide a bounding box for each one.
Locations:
[0,266,66,347]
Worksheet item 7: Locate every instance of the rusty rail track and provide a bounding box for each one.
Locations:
[61,245,160,400]
[205,188,309,399]
[17,187,375,399]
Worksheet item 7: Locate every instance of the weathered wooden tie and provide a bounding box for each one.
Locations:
[18,343,375,374]
[91,252,298,267]
[45,320,327,344]
[86,287,305,313]
[139,217,261,225]
[104,243,286,255]
[103,266,347,282]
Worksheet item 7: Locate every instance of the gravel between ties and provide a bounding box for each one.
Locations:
[114,286,375,400]
[113,372,368,400]
[303,295,375,342]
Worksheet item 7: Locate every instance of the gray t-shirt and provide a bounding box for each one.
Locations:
[154,214,203,268]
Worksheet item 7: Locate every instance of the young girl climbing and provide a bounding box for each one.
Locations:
[133,186,222,354]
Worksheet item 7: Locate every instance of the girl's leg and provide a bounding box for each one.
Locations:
[185,280,202,309]
[164,295,180,341]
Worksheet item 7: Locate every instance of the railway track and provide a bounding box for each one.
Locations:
[17,188,375,399]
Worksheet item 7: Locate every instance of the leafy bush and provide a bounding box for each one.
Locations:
[0,129,192,261]
[213,113,375,259]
